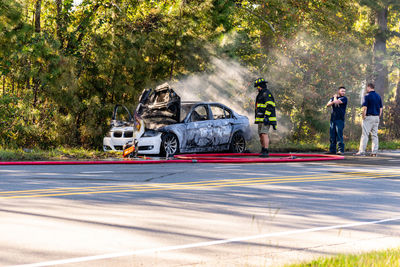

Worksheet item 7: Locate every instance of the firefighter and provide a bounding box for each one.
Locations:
[254,78,277,157]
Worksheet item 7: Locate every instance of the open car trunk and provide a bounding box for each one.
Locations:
[136,83,181,129]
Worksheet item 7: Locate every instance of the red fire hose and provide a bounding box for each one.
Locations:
[174,153,344,163]
[0,153,343,165]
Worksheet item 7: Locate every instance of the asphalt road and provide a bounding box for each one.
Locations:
[1,151,400,267]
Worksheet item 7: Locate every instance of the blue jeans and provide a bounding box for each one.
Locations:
[329,120,345,153]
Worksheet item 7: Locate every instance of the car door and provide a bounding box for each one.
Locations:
[184,104,214,148]
[111,104,133,127]
[209,104,233,145]
[104,105,134,151]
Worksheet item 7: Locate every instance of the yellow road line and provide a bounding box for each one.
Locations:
[0,171,390,195]
[0,173,333,194]
[0,172,395,196]
[0,173,352,196]
[0,176,383,199]
[1,172,399,199]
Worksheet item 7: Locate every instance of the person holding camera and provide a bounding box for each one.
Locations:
[326,86,348,155]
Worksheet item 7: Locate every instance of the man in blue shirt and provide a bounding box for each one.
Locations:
[355,83,383,156]
[326,86,347,154]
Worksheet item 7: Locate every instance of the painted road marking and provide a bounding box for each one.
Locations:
[80,171,114,174]
[0,171,381,195]
[0,172,381,196]
[0,171,399,199]
[10,216,400,267]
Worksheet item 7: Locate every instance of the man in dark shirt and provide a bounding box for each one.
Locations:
[326,86,347,154]
[355,83,383,156]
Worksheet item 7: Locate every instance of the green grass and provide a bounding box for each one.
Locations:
[286,247,400,267]
[247,137,328,153]
[0,147,121,161]
[269,142,327,152]
[268,139,400,153]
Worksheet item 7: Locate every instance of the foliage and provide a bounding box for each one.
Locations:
[0,0,236,148]
[0,0,399,149]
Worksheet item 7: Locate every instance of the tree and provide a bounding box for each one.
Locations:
[224,0,365,141]
[359,0,400,100]
[1,0,399,149]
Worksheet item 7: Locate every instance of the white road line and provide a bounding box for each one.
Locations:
[80,171,114,174]
[11,217,400,267]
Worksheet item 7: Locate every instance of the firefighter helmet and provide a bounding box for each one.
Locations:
[254,78,267,87]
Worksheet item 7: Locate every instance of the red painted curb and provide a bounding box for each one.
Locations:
[0,153,344,165]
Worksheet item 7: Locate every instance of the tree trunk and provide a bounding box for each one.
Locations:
[17,81,20,97]
[11,76,14,94]
[396,79,400,108]
[33,80,40,107]
[169,37,178,80]
[169,4,184,80]
[33,0,42,107]
[372,6,388,100]
[55,0,63,44]
[34,0,42,33]
[26,78,31,92]
[390,79,400,138]
[75,113,82,145]
[2,76,5,96]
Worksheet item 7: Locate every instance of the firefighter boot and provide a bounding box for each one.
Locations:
[260,148,269,158]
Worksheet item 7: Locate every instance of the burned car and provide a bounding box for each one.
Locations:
[103,83,251,156]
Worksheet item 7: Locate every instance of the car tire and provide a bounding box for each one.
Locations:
[160,133,179,157]
[229,132,246,153]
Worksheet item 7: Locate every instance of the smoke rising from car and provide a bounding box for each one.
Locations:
[171,58,258,138]
[171,57,254,117]
[170,57,291,141]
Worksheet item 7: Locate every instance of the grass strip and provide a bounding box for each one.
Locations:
[286,247,400,267]
[270,140,400,153]
[0,147,121,161]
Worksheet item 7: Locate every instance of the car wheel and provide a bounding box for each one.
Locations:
[229,132,246,153]
[161,133,179,156]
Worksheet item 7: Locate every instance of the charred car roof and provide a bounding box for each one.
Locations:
[135,84,240,130]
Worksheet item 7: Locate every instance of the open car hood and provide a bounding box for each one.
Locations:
[136,83,181,129]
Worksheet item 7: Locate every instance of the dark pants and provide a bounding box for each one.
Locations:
[329,120,345,153]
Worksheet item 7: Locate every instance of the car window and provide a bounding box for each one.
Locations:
[180,104,192,122]
[210,105,232,120]
[224,108,232,118]
[190,105,209,122]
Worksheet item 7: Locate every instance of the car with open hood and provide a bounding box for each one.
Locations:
[103,83,251,156]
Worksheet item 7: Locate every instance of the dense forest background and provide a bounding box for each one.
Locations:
[1,0,399,149]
